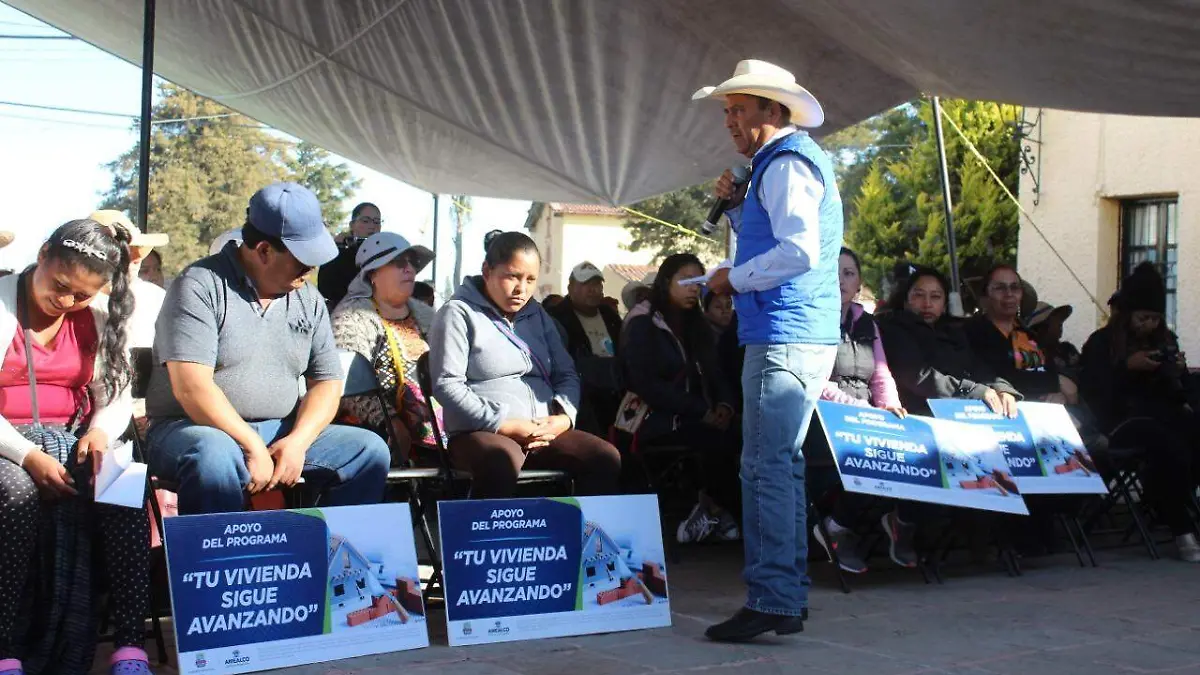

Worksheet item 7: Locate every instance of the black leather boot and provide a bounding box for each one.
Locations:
[705,608,804,643]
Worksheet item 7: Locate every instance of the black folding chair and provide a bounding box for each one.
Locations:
[1082,441,1163,560]
[414,353,572,495]
[338,349,446,596]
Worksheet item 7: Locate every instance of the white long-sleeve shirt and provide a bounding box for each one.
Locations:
[727,126,826,294]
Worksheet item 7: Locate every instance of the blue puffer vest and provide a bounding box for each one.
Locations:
[733,130,843,346]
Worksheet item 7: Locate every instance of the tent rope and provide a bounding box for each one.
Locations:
[619,205,717,242]
[937,107,1109,317]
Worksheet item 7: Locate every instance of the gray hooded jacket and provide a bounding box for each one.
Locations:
[429,277,580,437]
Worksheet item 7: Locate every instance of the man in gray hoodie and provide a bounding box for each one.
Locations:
[427,231,620,498]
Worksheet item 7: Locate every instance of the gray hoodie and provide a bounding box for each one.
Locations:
[429,277,580,437]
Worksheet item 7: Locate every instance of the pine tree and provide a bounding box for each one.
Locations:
[846,163,907,292]
[287,141,362,228]
[100,84,360,275]
[842,98,1020,295]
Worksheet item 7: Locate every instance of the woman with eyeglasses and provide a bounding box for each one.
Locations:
[332,232,441,466]
[877,266,1021,418]
[964,264,1078,405]
[318,202,384,308]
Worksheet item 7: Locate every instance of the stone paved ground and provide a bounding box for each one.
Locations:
[116,543,1200,675]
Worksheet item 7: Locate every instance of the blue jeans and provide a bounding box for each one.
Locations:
[147,418,391,515]
[740,343,837,616]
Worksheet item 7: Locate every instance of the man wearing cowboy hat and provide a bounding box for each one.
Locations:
[694,59,843,642]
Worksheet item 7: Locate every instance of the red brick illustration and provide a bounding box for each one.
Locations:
[396,577,425,615]
[596,578,642,605]
[642,562,667,597]
[347,607,373,627]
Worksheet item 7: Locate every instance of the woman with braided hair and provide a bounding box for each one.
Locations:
[0,219,150,675]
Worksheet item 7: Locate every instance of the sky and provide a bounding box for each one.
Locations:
[0,3,531,296]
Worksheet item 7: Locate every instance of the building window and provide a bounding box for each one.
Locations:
[1120,198,1178,329]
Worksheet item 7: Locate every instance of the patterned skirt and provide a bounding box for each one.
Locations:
[12,423,97,675]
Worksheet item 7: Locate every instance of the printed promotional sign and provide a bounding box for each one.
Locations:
[438,495,671,646]
[928,399,1108,495]
[817,401,1029,515]
[163,504,429,675]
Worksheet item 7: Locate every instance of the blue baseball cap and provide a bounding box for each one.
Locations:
[247,182,338,267]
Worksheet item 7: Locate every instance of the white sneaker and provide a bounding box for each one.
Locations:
[711,506,741,542]
[1176,533,1200,563]
[676,503,717,544]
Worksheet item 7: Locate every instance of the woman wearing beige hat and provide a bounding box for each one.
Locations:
[87,211,168,351]
[0,230,15,277]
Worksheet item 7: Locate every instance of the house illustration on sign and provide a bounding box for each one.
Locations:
[582,521,659,607]
[328,533,410,625]
[581,521,630,592]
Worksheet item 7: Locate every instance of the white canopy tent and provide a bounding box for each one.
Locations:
[10,0,1200,205]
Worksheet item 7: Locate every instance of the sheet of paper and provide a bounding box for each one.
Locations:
[95,441,148,509]
[678,259,732,286]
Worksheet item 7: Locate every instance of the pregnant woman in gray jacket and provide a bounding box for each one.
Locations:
[427,231,621,498]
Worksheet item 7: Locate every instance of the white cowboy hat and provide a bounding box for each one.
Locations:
[691,59,824,128]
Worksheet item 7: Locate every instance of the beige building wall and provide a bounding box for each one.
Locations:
[528,204,657,298]
[557,216,656,294]
[1017,108,1200,355]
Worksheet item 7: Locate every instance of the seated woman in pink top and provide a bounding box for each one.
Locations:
[805,248,915,576]
[0,220,146,675]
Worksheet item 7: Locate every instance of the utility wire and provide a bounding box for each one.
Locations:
[0,101,260,126]
[0,112,128,130]
[0,100,130,117]
[937,107,1107,317]
[0,34,76,40]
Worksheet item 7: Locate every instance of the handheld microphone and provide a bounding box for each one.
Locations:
[701,165,751,235]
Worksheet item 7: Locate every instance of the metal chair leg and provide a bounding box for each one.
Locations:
[150,607,168,664]
[1117,475,1160,560]
[411,485,444,597]
[1057,513,1086,567]
[1073,516,1099,567]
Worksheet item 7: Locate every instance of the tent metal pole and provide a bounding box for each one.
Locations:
[431,193,440,284]
[135,0,157,231]
[931,96,964,316]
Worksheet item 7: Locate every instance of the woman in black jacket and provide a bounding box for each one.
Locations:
[964,264,1076,404]
[1079,262,1200,562]
[874,267,1022,565]
[878,267,1020,417]
[619,254,739,545]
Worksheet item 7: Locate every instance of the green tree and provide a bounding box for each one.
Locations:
[846,163,906,292]
[844,98,1019,299]
[621,181,726,262]
[100,84,360,275]
[287,140,361,228]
